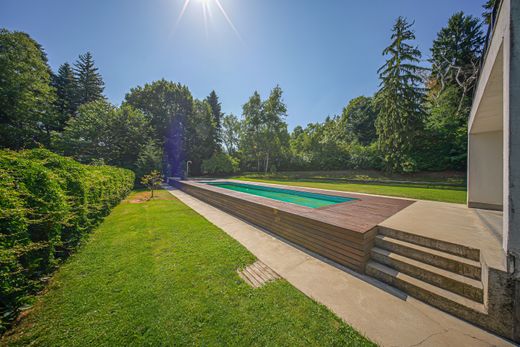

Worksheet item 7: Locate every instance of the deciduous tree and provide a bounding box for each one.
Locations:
[0,29,57,149]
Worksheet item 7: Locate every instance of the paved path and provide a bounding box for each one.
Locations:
[165,186,513,347]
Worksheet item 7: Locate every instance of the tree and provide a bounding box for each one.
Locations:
[339,96,378,145]
[375,17,426,172]
[0,29,57,149]
[140,170,162,199]
[222,113,241,155]
[241,91,264,171]
[186,99,216,175]
[421,85,469,170]
[483,0,497,25]
[56,100,151,170]
[429,12,484,112]
[74,52,105,105]
[205,90,223,152]
[52,63,78,129]
[136,140,163,179]
[124,80,193,177]
[260,85,289,172]
[201,152,239,175]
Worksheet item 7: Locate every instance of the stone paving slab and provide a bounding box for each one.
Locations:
[165,186,513,347]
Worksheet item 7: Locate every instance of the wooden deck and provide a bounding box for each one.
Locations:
[175,179,413,272]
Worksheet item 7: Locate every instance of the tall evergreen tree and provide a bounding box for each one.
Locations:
[375,17,425,173]
[74,52,105,105]
[205,90,223,151]
[430,12,484,105]
[53,62,78,129]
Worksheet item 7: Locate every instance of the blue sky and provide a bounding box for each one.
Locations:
[2,0,484,129]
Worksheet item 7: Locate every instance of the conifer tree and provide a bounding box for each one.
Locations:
[375,17,425,172]
[74,52,105,105]
[205,90,223,151]
[53,62,78,129]
[430,12,484,100]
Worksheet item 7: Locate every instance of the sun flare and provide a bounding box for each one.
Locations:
[175,0,241,40]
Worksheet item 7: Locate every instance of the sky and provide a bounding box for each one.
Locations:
[1,0,485,129]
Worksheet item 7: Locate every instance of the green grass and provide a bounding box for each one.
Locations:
[238,169,466,185]
[233,177,467,204]
[2,190,374,346]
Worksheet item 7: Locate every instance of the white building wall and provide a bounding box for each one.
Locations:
[468,131,503,210]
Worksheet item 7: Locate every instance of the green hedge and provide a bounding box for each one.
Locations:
[0,149,134,332]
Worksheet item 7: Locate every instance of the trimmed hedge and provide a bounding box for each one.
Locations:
[0,149,134,332]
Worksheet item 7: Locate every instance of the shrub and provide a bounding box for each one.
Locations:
[0,149,134,333]
[201,153,239,175]
[347,142,382,170]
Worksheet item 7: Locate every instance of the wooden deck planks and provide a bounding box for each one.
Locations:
[177,180,413,272]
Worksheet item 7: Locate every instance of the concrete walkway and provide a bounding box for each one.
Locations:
[165,186,513,347]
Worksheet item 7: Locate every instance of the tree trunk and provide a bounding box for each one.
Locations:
[265,152,270,173]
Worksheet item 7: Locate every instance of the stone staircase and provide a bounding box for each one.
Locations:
[366,226,488,319]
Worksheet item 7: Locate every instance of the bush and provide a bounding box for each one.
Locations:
[201,153,239,175]
[347,142,382,170]
[0,149,134,333]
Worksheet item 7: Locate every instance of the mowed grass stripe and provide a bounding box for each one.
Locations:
[2,190,374,346]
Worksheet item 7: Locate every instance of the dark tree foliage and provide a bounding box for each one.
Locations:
[205,90,223,151]
[421,12,485,170]
[375,17,426,173]
[136,140,163,179]
[0,29,57,149]
[125,80,193,139]
[52,63,78,129]
[74,52,105,105]
[339,96,378,146]
[430,12,484,98]
[56,100,151,171]
[187,99,217,175]
[241,91,264,171]
[483,0,497,25]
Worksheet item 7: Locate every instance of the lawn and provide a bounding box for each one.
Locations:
[1,190,373,346]
[233,176,467,204]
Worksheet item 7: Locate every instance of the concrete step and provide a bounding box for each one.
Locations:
[378,226,480,261]
[365,261,487,320]
[375,235,481,280]
[371,247,483,302]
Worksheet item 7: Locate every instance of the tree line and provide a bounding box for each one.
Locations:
[224,9,487,173]
[0,3,492,176]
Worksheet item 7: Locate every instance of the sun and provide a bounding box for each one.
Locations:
[174,0,242,40]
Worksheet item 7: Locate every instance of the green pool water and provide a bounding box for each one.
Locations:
[205,181,357,208]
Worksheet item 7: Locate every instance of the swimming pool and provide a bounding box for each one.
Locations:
[205,181,357,208]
